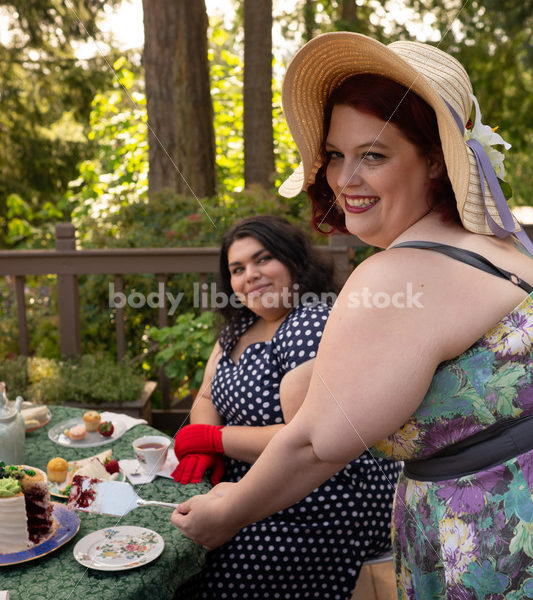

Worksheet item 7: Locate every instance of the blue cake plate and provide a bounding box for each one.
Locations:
[0,502,81,566]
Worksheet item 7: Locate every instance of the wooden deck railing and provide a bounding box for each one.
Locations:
[4,221,528,426]
[0,223,361,424]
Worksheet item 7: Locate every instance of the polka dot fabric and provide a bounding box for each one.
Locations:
[178,303,401,600]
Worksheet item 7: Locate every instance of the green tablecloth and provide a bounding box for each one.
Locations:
[2,405,210,600]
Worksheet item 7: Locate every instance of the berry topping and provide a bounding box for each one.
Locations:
[104,459,120,474]
[97,421,114,437]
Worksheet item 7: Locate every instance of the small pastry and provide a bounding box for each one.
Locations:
[67,424,86,440]
[47,457,68,483]
[82,410,101,432]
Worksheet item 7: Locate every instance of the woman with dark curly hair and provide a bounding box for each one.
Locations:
[173,215,400,599]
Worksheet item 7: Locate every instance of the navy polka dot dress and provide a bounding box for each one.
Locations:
[180,303,401,600]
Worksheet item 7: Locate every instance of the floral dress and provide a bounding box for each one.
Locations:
[372,293,533,599]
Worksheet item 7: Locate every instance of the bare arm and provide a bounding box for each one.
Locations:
[219,359,315,463]
[172,248,513,547]
[189,342,224,425]
[279,359,314,422]
[190,339,316,464]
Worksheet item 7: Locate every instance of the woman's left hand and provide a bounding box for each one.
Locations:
[171,482,241,549]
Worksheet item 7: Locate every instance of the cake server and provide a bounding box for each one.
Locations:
[68,477,178,517]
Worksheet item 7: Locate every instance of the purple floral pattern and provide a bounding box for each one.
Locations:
[373,294,533,598]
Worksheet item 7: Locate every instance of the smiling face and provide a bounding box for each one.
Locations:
[325,104,442,247]
[227,236,294,320]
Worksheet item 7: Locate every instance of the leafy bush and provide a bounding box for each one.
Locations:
[149,311,218,393]
[70,187,313,378]
[0,355,145,406]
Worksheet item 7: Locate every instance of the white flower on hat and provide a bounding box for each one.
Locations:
[464,94,511,179]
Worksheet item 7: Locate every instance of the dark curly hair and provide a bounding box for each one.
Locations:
[217,215,340,339]
[307,73,459,234]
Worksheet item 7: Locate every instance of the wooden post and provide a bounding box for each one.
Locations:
[156,274,171,407]
[328,233,372,284]
[327,234,352,284]
[14,275,29,356]
[55,223,81,357]
[114,274,126,361]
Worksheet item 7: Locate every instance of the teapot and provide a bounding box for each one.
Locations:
[0,382,26,464]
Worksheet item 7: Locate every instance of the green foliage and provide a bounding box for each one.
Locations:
[4,193,65,248]
[0,0,122,249]
[0,356,33,397]
[67,57,148,242]
[208,21,300,197]
[0,354,145,406]
[209,24,244,193]
[275,0,398,47]
[404,0,533,206]
[149,311,218,392]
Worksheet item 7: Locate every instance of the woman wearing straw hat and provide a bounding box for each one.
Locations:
[172,33,533,598]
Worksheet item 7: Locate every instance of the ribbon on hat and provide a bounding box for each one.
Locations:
[444,99,533,255]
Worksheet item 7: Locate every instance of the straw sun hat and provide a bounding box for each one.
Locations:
[279,32,520,238]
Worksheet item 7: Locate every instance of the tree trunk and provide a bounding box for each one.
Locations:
[243,0,274,189]
[303,0,316,42]
[142,0,216,198]
[339,0,358,29]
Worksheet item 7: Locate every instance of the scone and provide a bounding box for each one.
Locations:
[47,457,69,483]
[83,410,101,432]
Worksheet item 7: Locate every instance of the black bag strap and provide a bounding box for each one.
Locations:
[391,241,533,294]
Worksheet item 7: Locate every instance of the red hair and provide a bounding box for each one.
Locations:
[307,73,459,234]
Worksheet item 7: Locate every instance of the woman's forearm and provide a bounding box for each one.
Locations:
[221,424,284,463]
[221,421,347,526]
[173,419,350,549]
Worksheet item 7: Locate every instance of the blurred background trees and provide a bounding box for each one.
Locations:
[0,0,122,249]
[1,0,531,371]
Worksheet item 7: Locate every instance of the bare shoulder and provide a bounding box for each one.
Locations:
[337,237,530,362]
[342,246,444,304]
[327,249,448,361]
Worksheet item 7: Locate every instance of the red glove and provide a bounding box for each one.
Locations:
[173,424,224,459]
[171,453,225,485]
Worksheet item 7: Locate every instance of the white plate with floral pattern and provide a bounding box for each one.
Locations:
[73,526,164,571]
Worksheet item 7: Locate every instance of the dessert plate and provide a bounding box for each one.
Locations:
[73,526,164,571]
[48,417,127,448]
[25,408,52,433]
[0,503,81,566]
[19,402,52,433]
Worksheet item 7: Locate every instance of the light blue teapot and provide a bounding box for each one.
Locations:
[0,382,25,464]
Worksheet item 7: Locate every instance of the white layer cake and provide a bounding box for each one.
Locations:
[0,492,31,553]
[0,465,54,554]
